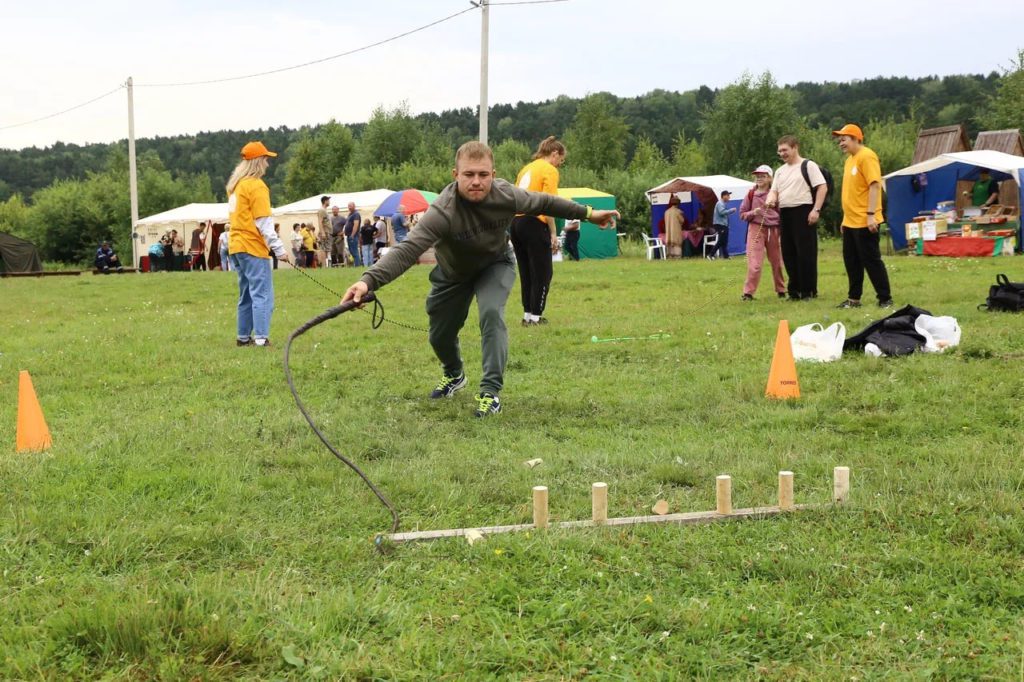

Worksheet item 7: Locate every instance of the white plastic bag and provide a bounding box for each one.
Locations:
[914,314,961,353]
[790,322,846,362]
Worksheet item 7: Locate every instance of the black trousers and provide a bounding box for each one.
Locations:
[713,225,730,258]
[842,226,891,302]
[564,229,580,261]
[510,215,553,316]
[779,204,817,298]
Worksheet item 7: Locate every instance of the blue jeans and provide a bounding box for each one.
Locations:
[347,235,361,265]
[220,248,230,271]
[230,252,274,341]
[360,244,374,266]
[393,227,408,243]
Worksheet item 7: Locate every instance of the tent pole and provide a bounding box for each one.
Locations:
[127,77,140,269]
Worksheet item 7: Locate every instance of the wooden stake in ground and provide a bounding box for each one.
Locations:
[833,466,850,503]
[778,471,794,510]
[533,486,549,528]
[716,475,732,515]
[591,482,608,525]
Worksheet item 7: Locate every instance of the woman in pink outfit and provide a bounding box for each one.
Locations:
[739,165,786,300]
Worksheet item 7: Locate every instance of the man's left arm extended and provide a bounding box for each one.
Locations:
[512,187,619,228]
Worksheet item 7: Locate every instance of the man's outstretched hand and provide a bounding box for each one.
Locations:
[590,210,620,230]
[341,280,369,306]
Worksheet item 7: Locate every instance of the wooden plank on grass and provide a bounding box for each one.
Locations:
[384,505,812,544]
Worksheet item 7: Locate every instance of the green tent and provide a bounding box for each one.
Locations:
[556,188,618,259]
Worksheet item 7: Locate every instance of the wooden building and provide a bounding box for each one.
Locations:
[912,125,970,164]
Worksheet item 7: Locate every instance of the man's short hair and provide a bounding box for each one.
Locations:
[321,195,330,204]
[455,141,494,166]
[777,134,800,148]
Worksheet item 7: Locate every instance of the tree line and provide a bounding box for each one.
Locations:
[2,57,1022,265]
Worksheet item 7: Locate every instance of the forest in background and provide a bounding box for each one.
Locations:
[2,58,1023,265]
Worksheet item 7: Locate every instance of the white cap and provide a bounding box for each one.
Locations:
[752,164,773,177]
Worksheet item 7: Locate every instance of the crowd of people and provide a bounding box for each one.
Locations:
[287,202,405,270]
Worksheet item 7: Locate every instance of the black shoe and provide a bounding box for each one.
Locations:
[778,292,787,299]
[474,392,501,418]
[521,319,532,327]
[430,373,467,399]
[236,337,254,347]
[254,339,272,347]
[836,300,862,309]
[878,299,894,309]
[536,317,548,325]
[787,294,802,302]
[741,294,754,301]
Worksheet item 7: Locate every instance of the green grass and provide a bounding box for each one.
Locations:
[2,241,1023,680]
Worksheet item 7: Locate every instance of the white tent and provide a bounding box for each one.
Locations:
[273,189,394,227]
[134,203,230,267]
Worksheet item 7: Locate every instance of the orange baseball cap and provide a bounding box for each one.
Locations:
[831,124,863,141]
[241,141,278,160]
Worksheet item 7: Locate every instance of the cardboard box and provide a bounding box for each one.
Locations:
[908,218,947,241]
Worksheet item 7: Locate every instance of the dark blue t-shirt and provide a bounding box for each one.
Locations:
[344,211,361,237]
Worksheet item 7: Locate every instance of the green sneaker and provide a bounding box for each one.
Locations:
[473,392,502,418]
[430,373,466,399]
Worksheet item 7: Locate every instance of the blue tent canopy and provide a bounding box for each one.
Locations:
[884,151,1024,251]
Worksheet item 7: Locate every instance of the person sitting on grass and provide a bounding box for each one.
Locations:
[95,241,124,274]
[341,140,619,419]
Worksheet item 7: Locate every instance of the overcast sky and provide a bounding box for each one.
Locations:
[2,0,1022,151]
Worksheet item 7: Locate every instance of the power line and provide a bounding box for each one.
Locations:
[0,85,125,131]
[0,1,571,133]
[135,6,479,88]
[488,0,570,5]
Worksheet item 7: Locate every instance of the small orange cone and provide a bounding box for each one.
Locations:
[16,370,52,452]
[765,320,800,400]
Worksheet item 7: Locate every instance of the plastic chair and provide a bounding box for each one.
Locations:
[644,235,666,260]
[702,231,719,259]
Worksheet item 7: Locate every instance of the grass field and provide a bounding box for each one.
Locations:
[2,240,1023,680]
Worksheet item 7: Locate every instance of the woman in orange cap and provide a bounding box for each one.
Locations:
[226,141,290,347]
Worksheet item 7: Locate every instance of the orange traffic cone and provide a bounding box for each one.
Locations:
[765,320,800,400]
[16,370,52,452]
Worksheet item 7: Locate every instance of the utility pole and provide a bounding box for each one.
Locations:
[127,77,140,268]
[478,0,489,145]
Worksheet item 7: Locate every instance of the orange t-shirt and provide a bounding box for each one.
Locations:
[228,177,272,257]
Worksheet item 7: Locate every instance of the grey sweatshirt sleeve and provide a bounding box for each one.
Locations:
[358,213,445,290]
[510,186,590,220]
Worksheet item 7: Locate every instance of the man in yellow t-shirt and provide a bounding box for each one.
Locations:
[833,124,893,309]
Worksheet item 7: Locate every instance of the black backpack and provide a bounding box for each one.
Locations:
[979,274,1024,312]
[801,159,835,209]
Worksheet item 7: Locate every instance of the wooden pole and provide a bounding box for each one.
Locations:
[778,471,794,510]
[591,482,608,525]
[833,466,850,504]
[716,475,732,515]
[533,486,548,528]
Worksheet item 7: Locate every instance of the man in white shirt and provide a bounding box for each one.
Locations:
[766,135,827,301]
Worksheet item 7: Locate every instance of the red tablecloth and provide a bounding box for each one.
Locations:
[920,235,998,257]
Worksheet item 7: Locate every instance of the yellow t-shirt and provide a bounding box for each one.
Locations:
[515,158,559,221]
[841,147,884,228]
[228,177,272,257]
[301,228,315,251]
